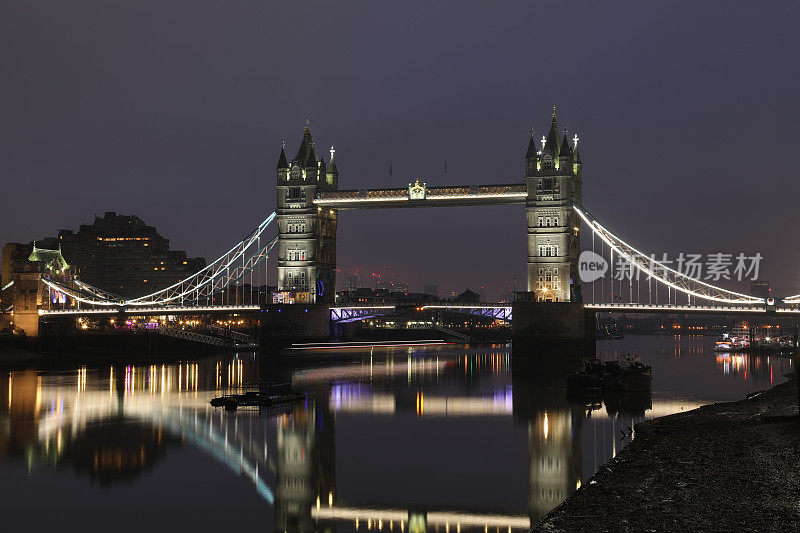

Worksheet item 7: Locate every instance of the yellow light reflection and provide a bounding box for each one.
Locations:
[543,412,549,441]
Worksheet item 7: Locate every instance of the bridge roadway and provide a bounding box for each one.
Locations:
[37,302,796,322]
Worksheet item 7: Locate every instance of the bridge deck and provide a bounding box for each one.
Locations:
[313,183,526,209]
[39,302,794,320]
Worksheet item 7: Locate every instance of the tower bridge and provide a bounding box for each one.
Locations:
[14,110,800,345]
[275,110,581,305]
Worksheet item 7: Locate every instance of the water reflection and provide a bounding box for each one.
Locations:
[0,336,791,532]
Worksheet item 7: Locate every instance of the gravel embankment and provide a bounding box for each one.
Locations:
[536,375,800,532]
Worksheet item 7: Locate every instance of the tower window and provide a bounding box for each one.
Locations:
[537,245,559,257]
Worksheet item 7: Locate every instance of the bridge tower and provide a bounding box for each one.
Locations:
[275,122,338,304]
[525,109,582,302]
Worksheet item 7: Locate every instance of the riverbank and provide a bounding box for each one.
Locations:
[536,374,800,532]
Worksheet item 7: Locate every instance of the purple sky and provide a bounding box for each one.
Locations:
[2,1,799,298]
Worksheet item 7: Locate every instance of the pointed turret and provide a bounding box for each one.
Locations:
[276,141,289,169]
[306,143,317,168]
[324,145,338,189]
[545,107,561,156]
[525,130,539,160]
[572,132,582,165]
[328,146,338,175]
[559,129,572,157]
[293,119,315,167]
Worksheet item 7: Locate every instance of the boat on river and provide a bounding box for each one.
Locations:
[713,322,751,352]
[567,354,652,395]
[210,382,305,411]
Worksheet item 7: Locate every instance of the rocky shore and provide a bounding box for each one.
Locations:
[536,375,800,532]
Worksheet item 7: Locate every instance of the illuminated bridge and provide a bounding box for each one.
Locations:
[16,113,800,343]
[29,200,793,328]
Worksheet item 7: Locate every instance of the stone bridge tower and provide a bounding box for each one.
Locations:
[525,110,583,302]
[275,122,338,304]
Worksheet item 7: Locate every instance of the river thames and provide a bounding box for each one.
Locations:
[0,335,791,532]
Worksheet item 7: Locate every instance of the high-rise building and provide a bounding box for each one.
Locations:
[3,212,205,299]
[423,284,439,298]
[525,109,583,302]
[751,280,769,300]
[275,123,338,304]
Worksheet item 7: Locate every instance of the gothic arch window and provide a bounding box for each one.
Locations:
[290,165,301,181]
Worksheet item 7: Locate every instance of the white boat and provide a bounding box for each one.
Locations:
[713,322,751,352]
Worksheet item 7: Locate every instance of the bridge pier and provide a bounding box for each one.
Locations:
[258,304,331,348]
[512,300,595,357]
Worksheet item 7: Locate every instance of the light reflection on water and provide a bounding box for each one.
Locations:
[0,335,791,532]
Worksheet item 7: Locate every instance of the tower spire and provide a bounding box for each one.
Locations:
[559,126,572,157]
[545,108,560,155]
[276,140,288,169]
[328,145,338,175]
[525,129,538,159]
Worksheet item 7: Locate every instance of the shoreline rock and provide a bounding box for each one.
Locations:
[535,375,800,532]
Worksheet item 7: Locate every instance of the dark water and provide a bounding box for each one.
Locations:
[0,336,792,532]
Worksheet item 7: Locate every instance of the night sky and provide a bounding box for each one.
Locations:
[3,1,799,298]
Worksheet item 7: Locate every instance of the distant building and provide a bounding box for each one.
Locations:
[453,289,480,304]
[2,212,205,299]
[343,269,362,291]
[423,284,439,298]
[751,280,769,300]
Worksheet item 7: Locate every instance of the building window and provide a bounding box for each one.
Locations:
[537,245,559,257]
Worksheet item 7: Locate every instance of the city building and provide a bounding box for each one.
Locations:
[454,289,480,304]
[2,212,205,299]
[525,109,582,302]
[343,268,362,291]
[423,284,439,298]
[275,123,338,304]
[751,280,770,300]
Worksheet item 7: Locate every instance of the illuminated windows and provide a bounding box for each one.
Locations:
[537,267,560,291]
[538,245,559,257]
[287,250,307,261]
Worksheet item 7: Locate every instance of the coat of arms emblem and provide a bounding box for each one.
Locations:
[408,179,427,200]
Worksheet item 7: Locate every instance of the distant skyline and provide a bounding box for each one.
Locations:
[3,1,800,298]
